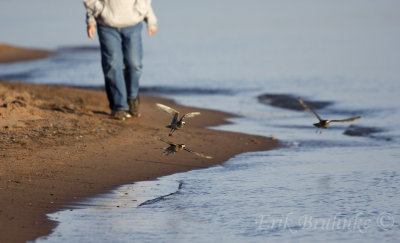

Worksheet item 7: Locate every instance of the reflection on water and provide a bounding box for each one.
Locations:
[36,179,181,242]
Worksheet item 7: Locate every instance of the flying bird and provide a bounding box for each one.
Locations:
[156,103,201,136]
[298,97,361,129]
[160,139,213,159]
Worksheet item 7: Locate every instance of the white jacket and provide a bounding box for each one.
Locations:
[83,0,157,30]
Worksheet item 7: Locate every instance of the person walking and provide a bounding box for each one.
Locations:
[83,0,157,120]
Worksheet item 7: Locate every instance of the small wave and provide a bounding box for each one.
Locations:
[140,86,235,95]
[343,125,391,141]
[61,85,236,96]
[344,125,384,136]
[296,139,365,148]
[67,85,105,90]
[56,45,100,52]
[257,94,332,111]
[257,94,368,122]
[0,70,35,81]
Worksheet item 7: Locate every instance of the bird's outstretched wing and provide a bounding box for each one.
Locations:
[184,148,213,159]
[330,116,361,123]
[181,112,201,120]
[156,103,179,117]
[298,97,323,121]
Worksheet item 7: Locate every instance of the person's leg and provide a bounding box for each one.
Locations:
[97,24,129,114]
[121,22,143,116]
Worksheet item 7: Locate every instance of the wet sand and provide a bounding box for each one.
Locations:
[0,45,279,242]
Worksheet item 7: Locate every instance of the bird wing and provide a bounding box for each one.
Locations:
[181,112,201,120]
[330,116,361,123]
[298,97,323,121]
[184,148,213,159]
[156,103,179,117]
[172,112,179,124]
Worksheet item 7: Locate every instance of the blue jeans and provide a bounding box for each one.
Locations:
[97,23,143,113]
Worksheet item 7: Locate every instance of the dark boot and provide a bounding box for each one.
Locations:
[128,97,141,117]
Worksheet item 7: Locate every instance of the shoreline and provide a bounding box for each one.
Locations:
[0,80,279,243]
[0,44,279,242]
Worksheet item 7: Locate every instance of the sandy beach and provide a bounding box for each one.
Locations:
[0,44,279,242]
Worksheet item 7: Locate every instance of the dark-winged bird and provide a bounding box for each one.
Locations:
[298,97,361,129]
[156,103,201,136]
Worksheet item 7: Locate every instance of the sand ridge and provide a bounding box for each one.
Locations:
[0,44,51,63]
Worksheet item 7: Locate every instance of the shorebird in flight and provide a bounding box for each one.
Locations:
[298,96,361,129]
[156,103,201,136]
[160,139,213,159]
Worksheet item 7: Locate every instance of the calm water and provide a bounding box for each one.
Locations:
[2,0,400,242]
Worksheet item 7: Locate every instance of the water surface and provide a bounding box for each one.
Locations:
[1,0,400,242]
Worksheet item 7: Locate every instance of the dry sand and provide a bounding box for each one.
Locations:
[0,44,279,242]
